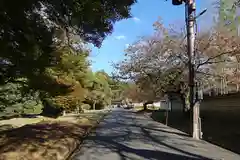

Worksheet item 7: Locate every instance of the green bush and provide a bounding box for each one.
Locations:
[41,98,63,118]
[0,82,43,118]
[95,103,105,110]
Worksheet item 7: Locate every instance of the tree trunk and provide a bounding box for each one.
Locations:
[143,103,147,110]
[143,101,153,110]
[185,90,190,111]
[93,102,96,110]
[165,110,169,126]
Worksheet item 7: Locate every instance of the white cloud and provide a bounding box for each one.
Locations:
[125,43,130,48]
[133,17,141,22]
[115,35,126,40]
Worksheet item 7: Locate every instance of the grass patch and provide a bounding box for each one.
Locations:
[0,117,53,131]
[134,106,160,113]
[134,106,144,111]
[0,111,108,160]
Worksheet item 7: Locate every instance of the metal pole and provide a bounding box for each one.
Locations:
[186,0,199,140]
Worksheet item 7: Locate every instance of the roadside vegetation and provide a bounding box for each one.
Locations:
[0,0,137,159]
[113,1,240,154]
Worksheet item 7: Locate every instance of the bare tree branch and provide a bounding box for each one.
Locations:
[197,50,238,68]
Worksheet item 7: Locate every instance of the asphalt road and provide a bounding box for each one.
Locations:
[71,108,240,160]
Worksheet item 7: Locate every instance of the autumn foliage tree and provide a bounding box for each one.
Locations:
[115,18,240,110]
[0,0,137,117]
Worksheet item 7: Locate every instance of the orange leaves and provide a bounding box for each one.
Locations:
[52,84,87,110]
[116,17,240,98]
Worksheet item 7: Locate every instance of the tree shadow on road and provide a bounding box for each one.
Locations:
[84,136,207,160]
[140,127,211,160]
[71,111,212,160]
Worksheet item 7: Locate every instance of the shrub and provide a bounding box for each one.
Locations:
[41,98,63,118]
[95,103,105,110]
[0,82,43,118]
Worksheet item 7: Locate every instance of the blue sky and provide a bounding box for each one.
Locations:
[90,0,217,74]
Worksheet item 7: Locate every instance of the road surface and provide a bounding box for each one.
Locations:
[71,108,240,160]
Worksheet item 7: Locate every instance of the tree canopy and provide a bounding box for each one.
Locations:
[0,0,136,85]
[0,0,136,117]
[114,17,240,109]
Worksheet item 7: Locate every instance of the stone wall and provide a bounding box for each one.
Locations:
[199,93,240,154]
[171,100,183,111]
[167,93,240,154]
[201,93,240,111]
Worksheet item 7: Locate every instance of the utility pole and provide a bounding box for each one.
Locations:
[186,0,200,140]
[172,0,200,139]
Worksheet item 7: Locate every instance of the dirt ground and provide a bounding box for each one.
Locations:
[0,112,107,160]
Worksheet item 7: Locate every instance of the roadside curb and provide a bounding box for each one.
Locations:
[66,109,111,160]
